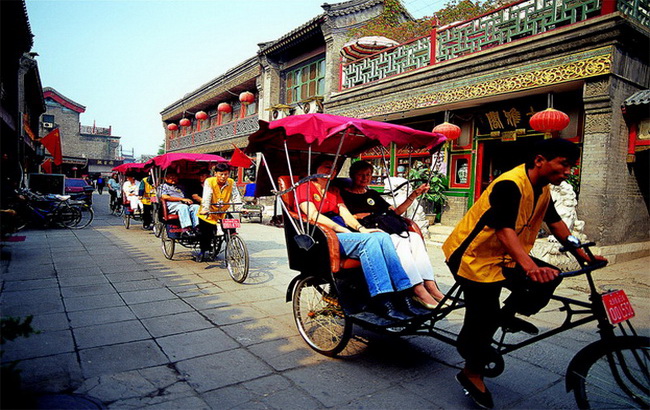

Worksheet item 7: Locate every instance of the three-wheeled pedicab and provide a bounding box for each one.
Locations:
[145,153,250,283]
[247,113,648,409]
[111,162,147,229]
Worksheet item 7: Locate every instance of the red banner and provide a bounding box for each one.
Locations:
[41,128,63,165]
[228,144,253,168]
[41,159,53,174]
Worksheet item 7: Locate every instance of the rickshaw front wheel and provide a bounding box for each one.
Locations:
[226,234,249,283]
[123,212,131,229]
[293,275,352,357]
[161,227,175,260]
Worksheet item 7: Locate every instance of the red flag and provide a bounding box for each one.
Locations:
[41,159,53,174]
[228,144,253,168]
[41,128,63,165]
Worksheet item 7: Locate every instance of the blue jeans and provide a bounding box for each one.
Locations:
[167,202,199,229]
[337,232,412,297]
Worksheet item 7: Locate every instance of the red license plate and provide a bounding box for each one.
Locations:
[222,218,240,229]
[602,290,635,325]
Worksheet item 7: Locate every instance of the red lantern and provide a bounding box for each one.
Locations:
[195,111,208,120]
[433,122,461,141]
[217,103,232,114]
[167,123,178,131]
[179,118,191,127]
[529,108,570,134]
[239,91,255,105]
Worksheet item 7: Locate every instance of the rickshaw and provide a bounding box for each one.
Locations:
[247,113,648,409]
[145,153,250,283]
[111,162,147,229]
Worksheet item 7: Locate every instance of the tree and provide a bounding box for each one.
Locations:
[157,142,165,155]
[348,0,502,43]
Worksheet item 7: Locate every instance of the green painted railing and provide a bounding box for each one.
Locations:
[341,0,647,90]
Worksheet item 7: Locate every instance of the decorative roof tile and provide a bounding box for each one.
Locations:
[624,89,650,106]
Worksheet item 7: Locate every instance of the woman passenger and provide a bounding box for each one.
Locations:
[340,161,446,308]
[294,155,429,321]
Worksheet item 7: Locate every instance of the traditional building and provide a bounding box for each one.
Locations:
[160,0,396,183]
[41,87,122,176]
[326,0,649,253]
[0,0,45,203]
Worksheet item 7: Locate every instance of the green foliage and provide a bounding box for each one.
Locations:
[157,142,165,155]
[348,0,502,43]
[436,0,499,26]
[408,167,448,214]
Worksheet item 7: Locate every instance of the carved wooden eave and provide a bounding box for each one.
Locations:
[160,56,259,121]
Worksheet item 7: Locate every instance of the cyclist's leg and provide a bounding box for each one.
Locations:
[456,276,503,374]
[502,257,562,316]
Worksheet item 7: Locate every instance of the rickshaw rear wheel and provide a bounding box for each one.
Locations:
[226,234,249,283]
[161,227,175,259]
[293,275,352,356]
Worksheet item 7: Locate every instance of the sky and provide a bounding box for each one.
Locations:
[25,0,445,158]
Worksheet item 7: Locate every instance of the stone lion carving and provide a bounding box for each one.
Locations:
[531,181,586,270]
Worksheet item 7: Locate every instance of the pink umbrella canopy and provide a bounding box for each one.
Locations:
[112,162,146,174]
[247,113,446,156]
[246,113,446,196]
[144,153,227,171]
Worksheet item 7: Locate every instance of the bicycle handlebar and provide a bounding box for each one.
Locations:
[558,260,609,278]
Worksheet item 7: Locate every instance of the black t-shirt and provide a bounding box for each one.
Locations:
[486,180,561,229]
[339,189,391,214]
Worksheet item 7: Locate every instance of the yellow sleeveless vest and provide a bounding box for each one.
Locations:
[199,177,234,224]
[442,164,551,283]
[140,177,156,206]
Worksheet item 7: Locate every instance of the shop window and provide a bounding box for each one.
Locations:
[285,57,325,104]
[450,153,471,189]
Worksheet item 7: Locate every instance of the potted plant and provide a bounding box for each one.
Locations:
[408,167,448,224]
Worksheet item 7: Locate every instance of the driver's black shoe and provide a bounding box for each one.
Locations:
[501,315,539,335]
[373,299,412,321]
[456,371,494,409]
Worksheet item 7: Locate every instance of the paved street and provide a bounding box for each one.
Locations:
[1,192,648,409]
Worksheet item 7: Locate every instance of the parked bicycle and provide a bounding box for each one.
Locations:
[11,188,81,230]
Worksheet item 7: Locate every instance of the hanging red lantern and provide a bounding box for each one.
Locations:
[239,91,255,105]
[217,103,232,114]
[529,108,570,134]
[433,122,461,141]
[179,118,191,127]
[195,111,208,120]
[167,123,178,131]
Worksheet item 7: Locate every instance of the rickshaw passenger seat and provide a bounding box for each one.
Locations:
[159,198,179,221]
[278,176,361,273]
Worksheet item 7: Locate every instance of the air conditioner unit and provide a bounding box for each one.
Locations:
[43,122,54,128]
[297,98,324,115]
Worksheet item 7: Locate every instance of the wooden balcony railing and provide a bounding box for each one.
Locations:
[168,114,259,151]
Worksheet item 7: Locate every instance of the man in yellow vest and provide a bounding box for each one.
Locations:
[196,162,242,262]
[442,138,606,409]
[139,175,156,230]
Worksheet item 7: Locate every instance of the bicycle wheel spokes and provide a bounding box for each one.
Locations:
[55,204,81,228]
[293,276,351,356]
[70,204,94,229]
[225,234,249,283]
[576,339,649,409]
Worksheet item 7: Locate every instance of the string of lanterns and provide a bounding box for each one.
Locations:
[166,91,254,131]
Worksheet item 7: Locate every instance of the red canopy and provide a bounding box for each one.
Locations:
[144,153,227,170]
[112,162,146,173]
[246,113,447,196]
[247,113,445,156]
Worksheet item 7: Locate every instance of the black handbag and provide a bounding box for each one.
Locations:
[359,210,409,237]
